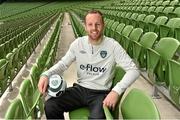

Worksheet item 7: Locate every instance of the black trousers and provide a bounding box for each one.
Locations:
[45,83,110,119]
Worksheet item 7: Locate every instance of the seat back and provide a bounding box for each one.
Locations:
[110,21,119,38]
[121,88,160,119]
[126,28,143,52]
[133,32,158,68]
[154,16,168,25]
[114,23,126,42]
[143,14,156,23]
[155,37,180,60]
[140,32,158,48]
[169,0,179,6]
[19,79,42,118]
[168,7,180,18]
[19,79,34,116]
[168,59,180,107]
[119,25,134,45]
[173,7,180,17]
[30,65,41,90]
[129,28,143,42]
[151,37,179,85]
[0,44,5,59]
[0,59,8,96]
[5,98,27,119]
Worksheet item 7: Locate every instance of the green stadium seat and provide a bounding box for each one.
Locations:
[121,12,133,24]
[140,6,148,14]
[118,11,127,23]
[147,37,180,89]
[131,14,146,28]
[159,18,180,39]
[109,21,119,38]
[119,25,134,46]
[5,98,28,119]
[105,20,114,36]
[132,32,158,68]
[125,13,138,25]
[155,0,163,6]
[169,0,179,6]
[147,6,156,15]
[168,7,180,18]
[103,106,113,120]
[168,59,180,107]
[135,6,143,13]
[0,59,8,96]
[6,52,16,91]
[69,66,126,119]
[138,14,156,32]
[174,27,180,42]
[12,48,21,74]
[0,43,5,59]
[30,65,41,90]
[19,79,43,118]
[121,88,160,119]
[124,28,143,52]
[148,16,168,34]
[158,6,174,17]
[114,23,126,42]
[162,0,170,7]
[150,6,164,17]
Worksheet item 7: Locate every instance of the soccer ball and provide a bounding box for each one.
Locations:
[48,74,67,97]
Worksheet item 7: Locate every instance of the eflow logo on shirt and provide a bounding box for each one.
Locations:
[80,64,106,73]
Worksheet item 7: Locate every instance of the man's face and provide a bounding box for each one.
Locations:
[85,13,104,41]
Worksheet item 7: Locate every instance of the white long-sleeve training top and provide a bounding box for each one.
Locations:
[42,36,140,95]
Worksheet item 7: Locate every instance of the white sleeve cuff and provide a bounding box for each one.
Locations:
[112,69,140,95]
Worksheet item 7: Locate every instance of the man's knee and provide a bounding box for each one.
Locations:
[89,112,105,119]
[89,108,105,119]
[44,99,64,119]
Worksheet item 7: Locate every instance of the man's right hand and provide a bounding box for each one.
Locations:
[38,75,49,94]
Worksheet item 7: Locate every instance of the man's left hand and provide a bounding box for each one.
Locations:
[103,90,119,110]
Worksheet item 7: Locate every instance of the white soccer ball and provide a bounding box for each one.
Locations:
[48,74,67,97]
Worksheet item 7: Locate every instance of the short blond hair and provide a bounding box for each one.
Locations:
[84,10,104,24]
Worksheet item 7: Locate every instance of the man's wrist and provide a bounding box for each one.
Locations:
[40,73,49,78]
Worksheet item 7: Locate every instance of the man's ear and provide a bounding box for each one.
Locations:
[84,24,87,31]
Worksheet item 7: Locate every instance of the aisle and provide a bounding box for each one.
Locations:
[41,12,77,119]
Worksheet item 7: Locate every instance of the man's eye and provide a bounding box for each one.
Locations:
[96,23,101,26]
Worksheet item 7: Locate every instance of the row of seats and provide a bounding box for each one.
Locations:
[102,11,180,41]
[0,5,60,39]
[0,2,49,21]
[0,11,59,55]
[114,0,179,7]
[106,19,180,108]
[0,12,59,97]
[5,14,63,119]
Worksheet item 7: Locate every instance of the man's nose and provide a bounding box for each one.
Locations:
[92,24,97,30]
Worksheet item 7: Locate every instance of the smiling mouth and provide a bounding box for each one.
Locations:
[91,31,98,34]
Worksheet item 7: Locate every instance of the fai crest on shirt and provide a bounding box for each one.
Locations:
[100,50,107,58]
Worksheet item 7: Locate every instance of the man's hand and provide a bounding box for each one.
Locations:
[38,76,49,94]
[103,90,119,110]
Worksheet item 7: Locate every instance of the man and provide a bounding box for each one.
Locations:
[38,10,140,119]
